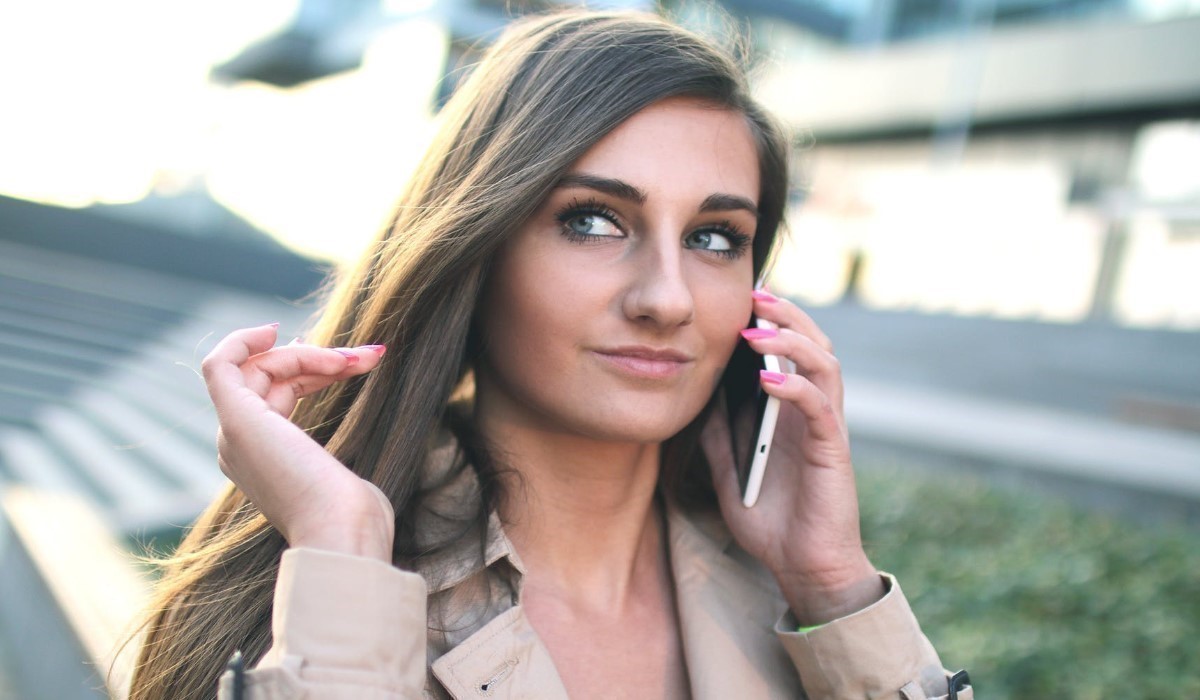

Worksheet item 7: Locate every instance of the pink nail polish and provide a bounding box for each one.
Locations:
[361,344,386,355]
[266,322,280,328]
[751,290,778,303]
[760,370,787,385]
[333,348,360,364]
[741,327,778,340]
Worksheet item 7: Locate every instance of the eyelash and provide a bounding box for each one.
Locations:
[553,197,752,260]
[555,197,622,244]
[697,220,753,260]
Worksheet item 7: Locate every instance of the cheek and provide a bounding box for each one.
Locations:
[479,246,595,381]
[696,271,755,356]
[483,268,549,359]
[487,252,601,339]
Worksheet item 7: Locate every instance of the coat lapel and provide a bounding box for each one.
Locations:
[431,606,570,699]
[667,506,804,700]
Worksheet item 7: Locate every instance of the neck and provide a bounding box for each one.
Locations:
[479,410,666,612]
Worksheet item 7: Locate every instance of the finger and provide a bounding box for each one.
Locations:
[751,291,833,353]
[758,371,846,448]
[262,374,343,417]
[260,361,377,416]
[254,345,386,416]
[242,344,385,399]
[740,328,844,413]
[201,323,280,406]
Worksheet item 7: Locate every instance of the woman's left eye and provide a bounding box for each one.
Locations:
[685,230,731,251]
[684,227,749,257]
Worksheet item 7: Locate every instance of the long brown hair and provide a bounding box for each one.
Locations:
[128,9,790,699]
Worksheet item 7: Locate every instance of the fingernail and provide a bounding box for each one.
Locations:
[360,344,386,355]
[333,348,360,364]
[741,327,778,340]
[760,370,787,385]
[266,322,280,328]
[751,290,778,303]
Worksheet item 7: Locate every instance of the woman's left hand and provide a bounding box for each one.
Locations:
[701,290,884,626]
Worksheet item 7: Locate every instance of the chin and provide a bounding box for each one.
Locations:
[565,395,708,445]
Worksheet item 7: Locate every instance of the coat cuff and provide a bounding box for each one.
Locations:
[246,547,428,694]
[775,573,956,700]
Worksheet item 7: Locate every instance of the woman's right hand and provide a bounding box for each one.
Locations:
[201,323,394,562]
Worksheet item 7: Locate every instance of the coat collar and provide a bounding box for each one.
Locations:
[419,470,801,697]
[431,606,570,698]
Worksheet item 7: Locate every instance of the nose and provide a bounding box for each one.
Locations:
[620,240,695,328]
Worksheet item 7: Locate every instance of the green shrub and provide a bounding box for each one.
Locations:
[858,464,1200,699]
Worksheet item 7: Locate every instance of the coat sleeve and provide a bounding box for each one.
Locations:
[218,547,428,700]
[774,574,973,700]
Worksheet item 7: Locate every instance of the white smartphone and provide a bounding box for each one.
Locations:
[721,304,783,508]
[741,315,782,507]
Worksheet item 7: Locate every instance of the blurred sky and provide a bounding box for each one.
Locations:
[1,0,1198,328]
[0,0,444,263]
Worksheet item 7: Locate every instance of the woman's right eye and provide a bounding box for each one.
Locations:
[555,197,625,242]
[562,213,621,238]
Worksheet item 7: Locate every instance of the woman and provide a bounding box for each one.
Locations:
[130,10,969,700]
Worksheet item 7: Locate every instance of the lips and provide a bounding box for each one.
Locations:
[592,345,694,379]
[596,345,694,362]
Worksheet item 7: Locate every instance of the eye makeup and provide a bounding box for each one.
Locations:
[552,196,752,259]
[684,221,751,259]
[555,197,624,243]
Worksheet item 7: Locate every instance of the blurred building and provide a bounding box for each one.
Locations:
[208,0,1200,328]
[691,0,1200,329]
[4,0,1197,327]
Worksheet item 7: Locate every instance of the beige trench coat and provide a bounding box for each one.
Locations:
[218,442,971,700]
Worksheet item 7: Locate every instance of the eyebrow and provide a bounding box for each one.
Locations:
[554,173,759,218]
[556,174,646,204]
[699,193,759,219]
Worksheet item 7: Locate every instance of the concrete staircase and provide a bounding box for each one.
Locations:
[0,239,312,532]
[0,238,314,698]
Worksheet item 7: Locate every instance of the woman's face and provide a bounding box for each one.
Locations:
[475,97,760,444]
